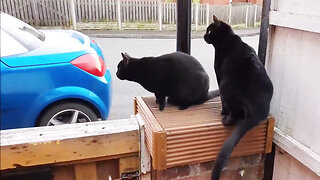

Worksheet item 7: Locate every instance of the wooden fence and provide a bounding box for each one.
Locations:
[0,0,262,30]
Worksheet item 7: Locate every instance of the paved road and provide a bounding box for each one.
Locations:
[92,35,260,120]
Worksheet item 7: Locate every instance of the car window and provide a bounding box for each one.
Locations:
[0,12,45,53]
[0,30,28,57]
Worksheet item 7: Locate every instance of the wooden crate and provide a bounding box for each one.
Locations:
[134,96,275,170]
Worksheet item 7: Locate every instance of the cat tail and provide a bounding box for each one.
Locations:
[211,118,261,180]
[208,89,220,99]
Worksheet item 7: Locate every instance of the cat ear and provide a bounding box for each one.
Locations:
[121,52,130,64]
[213,15,220,27]
[124,52,132,59]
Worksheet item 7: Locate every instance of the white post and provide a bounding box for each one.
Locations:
[158,0,162,30]
[195,3,199,31]
[206,3,210,27]
[228,3,232,25]
[70,0,77,29]
[117,0,122,30]
[245,4,249,28]
[254,4,257,27]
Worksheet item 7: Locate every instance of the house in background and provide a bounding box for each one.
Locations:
[166,0,230,5]
[199,0,263,5]
[200,0,230,5]
[232,0,263,5]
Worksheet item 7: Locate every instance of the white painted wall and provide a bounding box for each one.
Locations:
[266,0,320,178]
[272,0,320,17]
[267,27,320,152]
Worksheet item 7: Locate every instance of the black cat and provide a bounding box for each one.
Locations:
[116,52,218,110]
[204,16,273,180]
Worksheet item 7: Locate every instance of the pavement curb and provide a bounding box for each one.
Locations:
[83,28,260,39]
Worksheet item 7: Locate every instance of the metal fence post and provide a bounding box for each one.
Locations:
[195,3,199,31]
[158,0,162,30]
[258,0,271,65]
[117,0,122,30]
[177,0,191,54]
[206,4,210,27]
[70,0,77,29]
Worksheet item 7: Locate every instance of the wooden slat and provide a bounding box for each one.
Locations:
[167,148,265,167]
[74,162,98,180]
[53,0,58,26]
[57,0,62,26]
[76,0,81,22]
[136,97,163,132]
[64,0,70,26]
[119,156,140,176]
[167,141,265,156]
[265,116,275,153]
[102,0,105,20]
[152,131,167,170]
[49,0,55,25]
[39,0,45,25]
[269,10,320,34]
[27,0,33,25]
[167,135,266,150]
[167,129,231,142]
[167,144,266,161]
[0,118,139,170]
[95,0,98,21]
[45,0,51,25]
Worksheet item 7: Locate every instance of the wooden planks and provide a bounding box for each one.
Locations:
[74,162,98,180]
[135,96,275,170]
[0,118,139,170]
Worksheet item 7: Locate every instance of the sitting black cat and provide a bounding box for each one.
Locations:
[204,16,273,180]
[116,52,218,110]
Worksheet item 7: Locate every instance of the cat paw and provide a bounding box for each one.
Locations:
[159,103,165,111]
[222,116,236,126]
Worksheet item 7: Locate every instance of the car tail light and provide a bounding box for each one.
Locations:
[71,54,106,77]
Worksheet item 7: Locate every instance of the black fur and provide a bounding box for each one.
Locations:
[204,16,273,180]
[116,52,218,110]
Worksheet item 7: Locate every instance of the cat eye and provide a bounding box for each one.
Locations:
[207,30,211,34]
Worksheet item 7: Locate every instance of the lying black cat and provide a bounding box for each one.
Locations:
[116,52,218,110]
[204,16,273,180]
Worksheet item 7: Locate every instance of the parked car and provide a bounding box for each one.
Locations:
[0,12,112,130]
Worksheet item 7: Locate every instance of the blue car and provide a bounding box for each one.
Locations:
[0,13,112,130]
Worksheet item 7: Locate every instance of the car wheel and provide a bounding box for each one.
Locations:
[38,102,98,126]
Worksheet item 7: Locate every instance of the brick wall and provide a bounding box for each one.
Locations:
[151,154,265,180]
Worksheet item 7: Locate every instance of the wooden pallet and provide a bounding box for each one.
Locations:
[134,96,275,170]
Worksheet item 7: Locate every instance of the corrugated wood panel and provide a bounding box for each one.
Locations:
[135,96,274,170]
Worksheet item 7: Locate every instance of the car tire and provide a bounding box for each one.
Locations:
[37,102,98,126]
